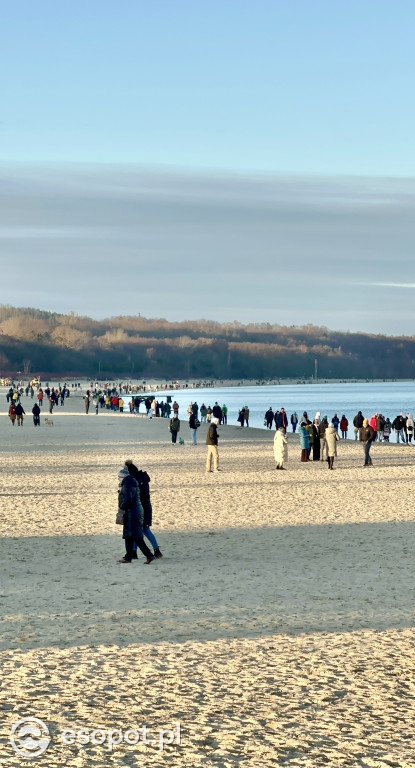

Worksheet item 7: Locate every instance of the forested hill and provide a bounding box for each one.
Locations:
[0,306,414,380]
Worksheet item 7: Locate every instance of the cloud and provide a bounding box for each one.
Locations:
[0,163,414,333]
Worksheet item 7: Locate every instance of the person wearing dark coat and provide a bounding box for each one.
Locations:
[15,402,25,426]
[276,408,288,434]
[360,419,375,467]
[312,419,321,460]
[127,462,163,558]
[32,403,41,426]
[265,408,274,429]
[118,466,155,564]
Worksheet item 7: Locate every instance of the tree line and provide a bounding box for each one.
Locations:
[0,305,414,380]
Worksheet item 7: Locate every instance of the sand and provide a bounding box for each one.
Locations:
[1,396,415,766]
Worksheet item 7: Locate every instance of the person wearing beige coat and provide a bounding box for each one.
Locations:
[273,428,288,470]
[325,423,340,470]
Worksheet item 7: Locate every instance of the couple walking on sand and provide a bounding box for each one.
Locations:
[117,460,163,564]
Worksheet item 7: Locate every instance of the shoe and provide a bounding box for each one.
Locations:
[131,552,138,560]
[118,557,132,563]
[144,555,155,564]
[213,469,221,472]
[154,547,163,558]
[206,470,213,473]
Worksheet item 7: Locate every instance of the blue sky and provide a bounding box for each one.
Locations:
[1,1,415,334]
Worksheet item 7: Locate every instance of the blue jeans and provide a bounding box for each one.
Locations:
[191,428,197,444]
[396,429,403,443]
[133,526,158,552]
[364,440,372,465]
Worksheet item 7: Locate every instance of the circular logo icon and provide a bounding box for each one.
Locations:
[10,717,50,758]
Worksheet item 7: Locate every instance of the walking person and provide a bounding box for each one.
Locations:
[15,402,25,426]
[274,427,288,470]
[353,410,364,441]
[169,413,180,444]
[117,461,155,564]
[125,461,163,559]
[406,413,414,444]
[318,416,329,461]
[265,407,274,429]
[360,418,375,467]
[290,412,298,433]
[325,422,340,469]
[32,403,41,426]
[8,402,16,426]
[206,417,220,473]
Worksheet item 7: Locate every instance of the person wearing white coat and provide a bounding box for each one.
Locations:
[274,428,288,470]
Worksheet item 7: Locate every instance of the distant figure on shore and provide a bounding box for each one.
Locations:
[237,408,245,427]
[15,402,25,426]
[274,427,288,470]
[172,400,179,415]
[200,404,207,422]
[276,407,288,434]
[212,402,222,422]
[332,414,340,433]
[32,402,41,426]
[221,404,228,424]
[318,416,328,461]
[325,422,340,469]
[406,413,414,443]
[340,415,348,439]
[169,413,180,444]
[244,407,250,427]
[206,406,212,423]
[85,394,90,414]
[299,423,309,462]
[312,418,321,460]
[360,418,375,467]
[265,407,274,429]
[383,417,392,442]
[189,410,199,445]
[291,412,298,432]
[206,417,220,472]
[392,413,406,443]
[8,402,16,426]
[353,410,364,440]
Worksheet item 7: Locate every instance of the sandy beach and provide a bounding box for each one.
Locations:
[1,397,415,766]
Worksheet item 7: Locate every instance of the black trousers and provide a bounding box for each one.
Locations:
[125,535,152,560]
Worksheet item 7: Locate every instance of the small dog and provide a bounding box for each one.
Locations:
[179,437,185,445]
[44,417,54,426]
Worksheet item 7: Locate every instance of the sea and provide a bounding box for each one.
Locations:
[156,381,415,443]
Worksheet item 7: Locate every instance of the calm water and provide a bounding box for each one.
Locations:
[159,381,415,442]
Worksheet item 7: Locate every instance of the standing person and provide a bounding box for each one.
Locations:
[125,461,163,559]
[32,402,41,426]
[117,461,155,564]
[312,418,321,461]
[299,423,309,462]
[244,406,250,427]
[93,394,99,414]
[8,402,16,426]
[290,412,298,433]
[212,402,222,422]
[392,413,405,443]
[187,402,193,419]
[169,413,180,444]
[206,406,212,423]
[237,408,245,427]
[340,415,348,439]
[406,413,414,444]
[189,410,199,445]
[172,400,179,415]
[318,416,328,461]
[305,420,313,459]
[37,389,44,409]
[200,404,207,422]
[276,407,288,434]
[85,394,90,414]
[353,410,364,440]
[221,404,228,425]
[265,407,274,429]
[118,397,124,413]
[332,414,340,433]
[360,418,375,467]
[206,417,220,473]
[274,427,288,470]
[383,417,392,442]
[325,422,340,469]
[15,402,25,426]
[376,413,385,442]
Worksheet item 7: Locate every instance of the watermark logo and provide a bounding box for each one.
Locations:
[10,717,51,758]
